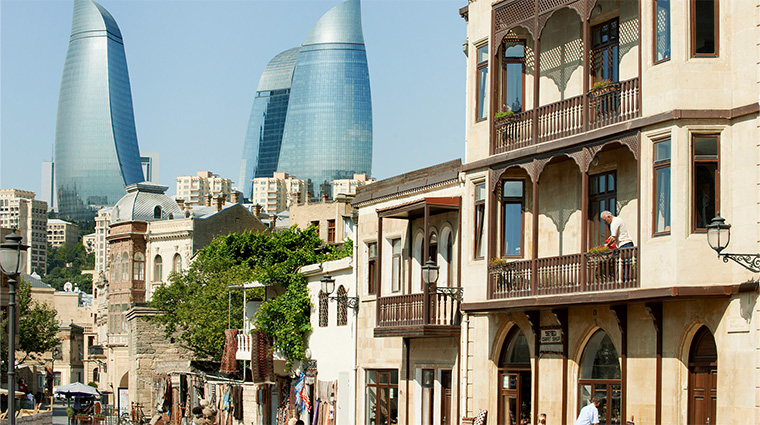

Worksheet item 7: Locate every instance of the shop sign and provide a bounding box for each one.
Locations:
[539,326,563,355]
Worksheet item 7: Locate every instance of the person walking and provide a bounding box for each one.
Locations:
[575,396,603,425]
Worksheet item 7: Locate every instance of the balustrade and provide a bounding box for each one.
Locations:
[377,287,462,328]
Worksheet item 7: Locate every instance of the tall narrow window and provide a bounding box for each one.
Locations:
[501,40,525,113]
[591,19,619,84]
[133,252,145,281]
[693,135,719,231]
[121,253,129,281]
[476,45,489,121]
[589,171,617,247]
[173,253,182,273]
[655,0,671,62]
[319,291,328,327]
[501,180,524,257]
[327,219,336,243]
[691,0,718,57]
[474,183,486,259]
[391,238,402,293]
[366,370,399,425]
[368,242,377,295]
[336,285,348,326]
[153,255,163,282]
[654,139,671,234]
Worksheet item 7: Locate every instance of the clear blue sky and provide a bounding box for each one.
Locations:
[0,0,466,198]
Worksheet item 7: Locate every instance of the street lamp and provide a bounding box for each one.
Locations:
[421,258,440,287]
[320,273,358,310]
[707,214,760,272]
[0,232,28,425]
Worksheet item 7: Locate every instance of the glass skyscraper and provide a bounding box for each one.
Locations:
[238,0,372,200]
[55,0,144,221]
[238,47,300,200]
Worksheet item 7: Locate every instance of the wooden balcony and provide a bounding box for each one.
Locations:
[374,286,463,338]
[488,247,638,299]
[494,78,640,154]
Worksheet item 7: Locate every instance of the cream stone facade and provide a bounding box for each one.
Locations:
[175,171,234,206]
[0,189,48,274]
[251,172,306,215]
[289,196,356,245]
[47,218,78,248]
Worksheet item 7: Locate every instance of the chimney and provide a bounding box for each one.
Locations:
[270,215,278,230]
[205,194,213,207]
[230,191,240,204]
[215,195,224,212]
[176,199,185,211]
[253,204,262,218]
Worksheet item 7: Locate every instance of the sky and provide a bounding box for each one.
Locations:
[0,0,466,199]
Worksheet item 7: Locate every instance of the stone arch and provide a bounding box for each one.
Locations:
[412,230,425,291]
[119,371,128,388]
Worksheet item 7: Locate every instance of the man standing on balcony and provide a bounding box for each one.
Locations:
[601,211,633,249]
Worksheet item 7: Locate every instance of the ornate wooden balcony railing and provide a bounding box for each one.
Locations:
[377,286,463,329]
[495,77,640,154]
[488,247,638,299]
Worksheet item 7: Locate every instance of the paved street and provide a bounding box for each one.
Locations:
[52,404,68,425]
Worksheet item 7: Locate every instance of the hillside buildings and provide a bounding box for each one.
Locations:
[175,171,234,206]
[0,189,48,274]
[54,0,144,221]
[238,0,372,201]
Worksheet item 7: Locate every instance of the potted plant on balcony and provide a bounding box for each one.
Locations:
[586,245,616,281]
[488,257,511,274]
[590,79,619,98]
[494,105,517,124]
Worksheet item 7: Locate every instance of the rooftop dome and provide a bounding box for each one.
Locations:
[110,183,183,225]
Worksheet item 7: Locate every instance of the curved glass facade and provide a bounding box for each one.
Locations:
[238,47,300,199]
[55,0,144,221]
[278,0,372,199]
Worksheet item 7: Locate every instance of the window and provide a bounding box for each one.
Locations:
[691,0,718,57]
[153,255,163,282]
[134,252,145,281]
[501,40,525,113]
[173,254,182,273]
[366,370,399,425]
[476,45,489,121]
[336,285,348,326]
[501,180,524,257]
[368,242,377,295]
[578,330,621,425]
[474,183,486,259]
[121,253,129,281]
[391,238,402,293]
[421,369,435,425]
[319,291,328,327]
[153,206,162,219]
[693,134,719,231]
[498,327,532,425]
[653,139,671,234]
[589,171,617,247]
[327,219,336,243]
[591,19,619,84]
[655,0,671,62]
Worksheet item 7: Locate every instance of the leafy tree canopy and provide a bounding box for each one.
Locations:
[2,279,61,364]
[46,242,94,293]
[148,227,351,370]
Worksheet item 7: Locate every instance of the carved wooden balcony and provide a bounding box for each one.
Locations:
[374,286,463,338]
[488,246,638,299]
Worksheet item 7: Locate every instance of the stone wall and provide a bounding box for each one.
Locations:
[2,410,53,425]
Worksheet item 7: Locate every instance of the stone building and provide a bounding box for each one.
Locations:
[0,189,48,274]
[289,195,357,246]
[47,218,79,249]
[175,171,233,206]
[250,172,306,216]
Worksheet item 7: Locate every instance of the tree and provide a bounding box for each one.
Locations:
[45,242,94,293]
[148,227,351,370]
[2,279,61,363]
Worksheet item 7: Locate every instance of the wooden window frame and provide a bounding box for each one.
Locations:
[500,179,525,258]
[591,18,620,85]
[589,171,617,247]
[652,139,672,236]
[368,242,377,295]
[474,183,486,260]
[475,44,489,122]
[653,0,671,64]
[327,219,336,243]
[391,238,402,293]
[153,255,162,282]
[500,39,526,113]
[690,0,719,58]
[365,369,399,425]
[692,134,720,232]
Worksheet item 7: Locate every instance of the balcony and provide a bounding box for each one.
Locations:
[488,247,638,299]
[88,345,105,357]
[495,78,640,155]
[375,286,462,338]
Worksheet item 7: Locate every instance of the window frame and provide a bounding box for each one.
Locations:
[653,0,671,64]
[318,290,328,327]
[474,183,486,260]
[690,0,719,58]
[589,171,618,247]
[365,369,399,425]
[500,39,526,113]
[475,44,489,122]
[391,238,402,293]
[652,139,672,236]
[327,219,336,243]
[591,18,620,85]
[153,255,163,282]
[692,133,720,232]
[336,285,348,327]
[500,179,525,258]
[368,242,377,295]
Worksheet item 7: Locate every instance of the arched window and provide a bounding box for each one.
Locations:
[578,330,621,424]
[110,254,115,282]
[154,255,163,282]
[440,228,455,287]
[173,254,182,273]
[133,252,145,281]
[498,327,531,425]
[318,291,328,327]
[336,286,348,326]
[154,206,162,219]
[121,253,129,281]
[93,368,99,382]
[688,326,717,424]
[413,232,424,290]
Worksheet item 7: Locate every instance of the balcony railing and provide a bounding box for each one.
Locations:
[377,286,462,329]
[88,345,105,356]
[489,247,638,299]
[495,77,640,154]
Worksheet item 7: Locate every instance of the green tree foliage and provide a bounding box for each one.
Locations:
[46,242,94,293]
[148,227,351,370]
[1,279,61,363]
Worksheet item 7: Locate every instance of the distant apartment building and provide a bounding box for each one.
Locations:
[331,173,375,197]
[94,208,112,275]
[0,189,48,274]
[47,218,79,248]
[251,172,306,215]
[82,233,96,254]
[175,171,233,206]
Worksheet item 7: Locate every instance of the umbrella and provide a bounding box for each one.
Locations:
[54,382,100,398]
[0,388,26,399]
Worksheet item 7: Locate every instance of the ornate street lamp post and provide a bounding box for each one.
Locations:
[320,273,358,310]
[707,214,760,272]
[421,258,440,287]
[0,232,28,425]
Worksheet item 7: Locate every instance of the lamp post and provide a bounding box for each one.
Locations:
[0,232,29,425]
[320,274,358,310]
[421,258,440,287]
[707,214,760,272]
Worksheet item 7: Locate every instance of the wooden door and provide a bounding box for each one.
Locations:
[688,327,717,425]
[440,370,452,425]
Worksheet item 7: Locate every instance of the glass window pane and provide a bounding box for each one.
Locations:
[366,385,377,425]
[379,371,389,384]
[503,203,522,256]
[392,239,401,254]
[694,136,718,157]
[390,370,398,385]
[655,166,671,233]
[580,332,621,380]
[477,66,488,121]
[656,0,671,61]
[694,0,716,55]
[654,139,671,162]
[475,183,485,201]
[504,63,523,112]
[369,242,377,258]
[477,45,488,64]
[503,181,523,197]
[695,163,717,228]
[378,388,389,425]
[607,174,615,192]
[368,370,378,384]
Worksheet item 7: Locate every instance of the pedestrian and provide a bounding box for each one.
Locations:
[575,396,603,425]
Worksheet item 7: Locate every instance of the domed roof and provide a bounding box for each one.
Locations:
[110,183,183,225]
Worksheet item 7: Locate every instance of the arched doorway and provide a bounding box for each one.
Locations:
[578,330,621,425]
[498,327,531,425]
[688,326,717,425]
